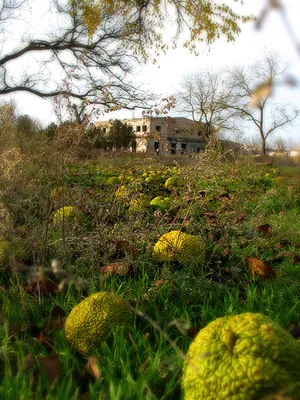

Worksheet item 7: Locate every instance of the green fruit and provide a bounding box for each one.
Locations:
[106,176,119,185]
[129,193,151,212]
[165,177,179,188]
[182,313,300,400]
[145,176,155,184]
[152,230,204,264]
[53,206,84,226]
[65,292,133,354]
[0,237,10,269]
[50,186,66,200]
[115,185,130,199]
[150,196,172,211]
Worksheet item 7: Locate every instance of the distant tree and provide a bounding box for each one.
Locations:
[228,52,300,155]
[16,114,41,136]
[176,69,239,141]
[44,122,58,139]
[85,124,110,149]
[107,120,135,150]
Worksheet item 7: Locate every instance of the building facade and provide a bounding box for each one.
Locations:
[96,117,206,155]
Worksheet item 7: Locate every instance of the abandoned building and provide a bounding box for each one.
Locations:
[96,116,206,155]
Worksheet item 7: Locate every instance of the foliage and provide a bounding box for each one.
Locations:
[0,0,252,111]
[107,119,135,150]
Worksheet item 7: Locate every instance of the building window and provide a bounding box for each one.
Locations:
[196,148,201,153]
[171,143,176,155]
[103,127,106,133]
[175,128,180,135]
[156,125,161,132]
[180,143,187,154]
[136,126,141,132]
[198,130,203,136]
[142,125,147,132]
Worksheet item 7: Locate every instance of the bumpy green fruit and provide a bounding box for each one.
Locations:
[115,185,130,199]
[129,193,151,212]
[106,176,119,185]
[165,177,179,188]
[50,186,66,201]
[150,196,172,211]
[53,206,84,226]
[65,292,133,353]
[152,230,204,264]
[183,313,300,400]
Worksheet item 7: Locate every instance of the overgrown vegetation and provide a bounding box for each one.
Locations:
[1,121,300,399]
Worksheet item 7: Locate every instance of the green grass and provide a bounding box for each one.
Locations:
[1,151,300,398]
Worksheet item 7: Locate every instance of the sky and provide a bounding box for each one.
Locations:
[5,0,300,146]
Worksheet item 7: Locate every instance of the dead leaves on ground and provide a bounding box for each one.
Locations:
[246,257,276,279]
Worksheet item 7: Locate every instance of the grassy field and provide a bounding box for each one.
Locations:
[0,143,300,399]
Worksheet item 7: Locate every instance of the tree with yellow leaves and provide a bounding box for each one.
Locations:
[0,0,252,112]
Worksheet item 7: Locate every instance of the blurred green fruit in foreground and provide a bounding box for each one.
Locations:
[152,230,204,264]
[183,312,300,400]
[65,291,133,354]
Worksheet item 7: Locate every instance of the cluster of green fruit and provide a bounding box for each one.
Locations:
[65,291,300,399]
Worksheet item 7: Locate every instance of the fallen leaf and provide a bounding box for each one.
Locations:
[39,355,62,385]
[246,257,276,279]
[223,248,230,257]
[257,224,272,235]
[291,254,300,265]
[87,356,101,380]
[99,262,130,278]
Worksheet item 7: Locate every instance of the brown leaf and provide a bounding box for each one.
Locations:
[291,254,300,265]
[87,356,101,380]
[257,224,272,235]
[38,355,62,385]
[223,248,230,257]
[246,257,276,279]
[99,262,130,278]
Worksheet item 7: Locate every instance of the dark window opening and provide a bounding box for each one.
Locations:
[196,148,201,153]
[103,127,106,133]
[171,143,176,155]
[156,125,161,132]
[142,125,147,132]
[180,143,187,154]
[131,140,137,152]
[175,128,180,134]
[136,126,141,132]
[198,130,203,136]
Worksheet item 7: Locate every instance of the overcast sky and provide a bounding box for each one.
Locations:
[6,0,300,145]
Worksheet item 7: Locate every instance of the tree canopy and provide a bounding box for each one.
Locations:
[0,0,252,113]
